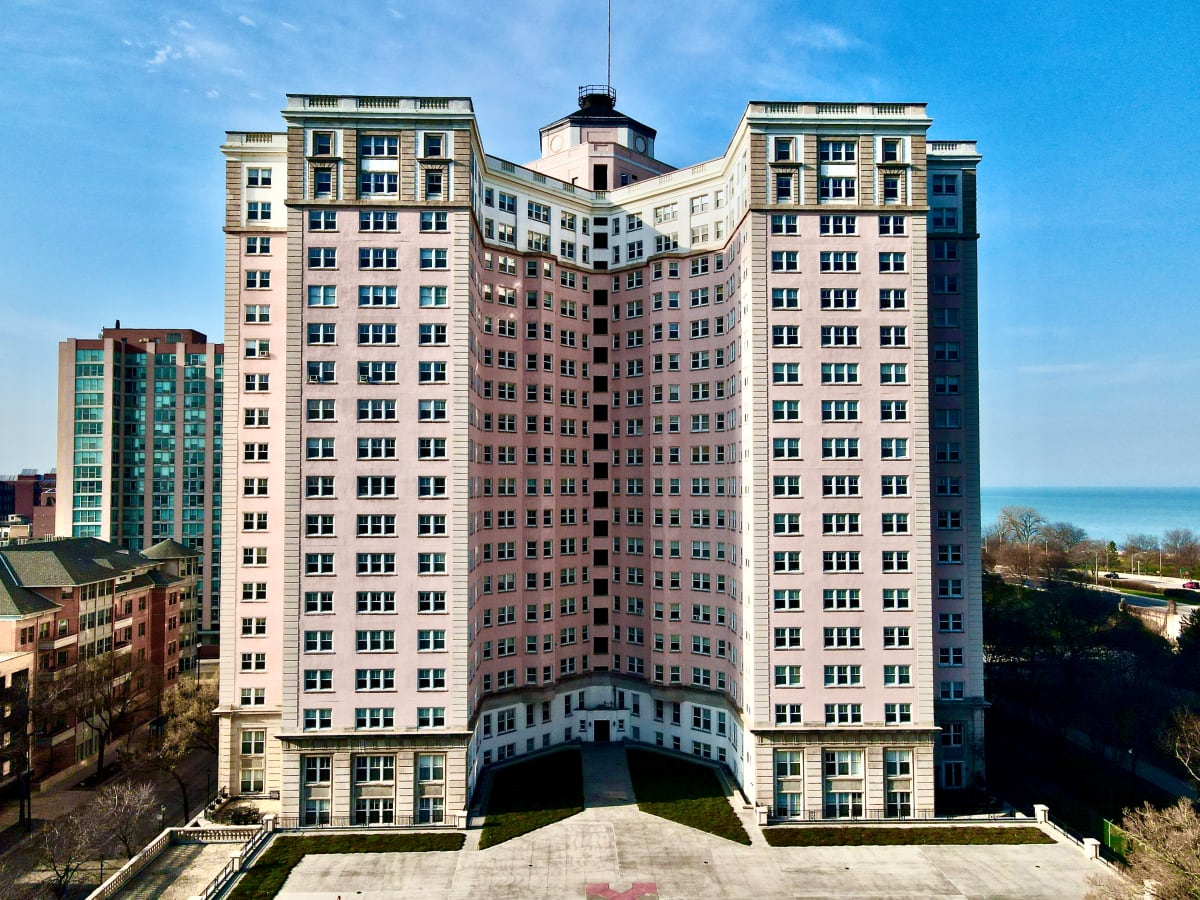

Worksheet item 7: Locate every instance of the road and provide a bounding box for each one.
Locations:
[0,745,216,893]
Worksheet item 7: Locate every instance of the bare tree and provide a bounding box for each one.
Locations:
[1046,521,1089,554]
[35,651,151,779]
[1087,799,1200,899]
[133,679,218,820]
[93,779,157,858]
[998,505,1047,544]
[1164,529,1200,574]
[1160,708,1200,791]
[31,809,102,899]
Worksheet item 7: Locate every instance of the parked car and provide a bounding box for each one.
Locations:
[1103,572,1120,579]
[1182,581,1199,589]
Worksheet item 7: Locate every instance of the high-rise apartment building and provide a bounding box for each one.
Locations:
[56,328,223,648]
[218,89,981,826]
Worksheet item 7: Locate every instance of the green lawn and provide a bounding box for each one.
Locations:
[764,825,1054,847]
[479,748,584,848]
[625,748,751,844]
[228,832,464,900]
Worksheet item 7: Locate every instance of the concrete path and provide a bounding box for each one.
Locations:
[112,842,234,900]
[580,744,636,809]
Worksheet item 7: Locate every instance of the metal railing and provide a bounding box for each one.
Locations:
[771,807,937,823]
[273,814,454,830]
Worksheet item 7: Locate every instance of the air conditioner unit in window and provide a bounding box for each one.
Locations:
[307,375,320,384]
[258,351,270,359]
[358,375,372,384]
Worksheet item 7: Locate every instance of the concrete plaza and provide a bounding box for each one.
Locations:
[269,746,1106,900]
[273,810,1103,900]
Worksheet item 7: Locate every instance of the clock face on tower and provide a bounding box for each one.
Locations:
[550,135,563,152]
[634,135,647,153]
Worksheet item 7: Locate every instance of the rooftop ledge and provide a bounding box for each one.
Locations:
[284,94,475,114]
[748,101,929,118]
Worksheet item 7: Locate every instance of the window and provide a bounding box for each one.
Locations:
[821,325,858,347]
[825,703,862,725]
[819,215,856,236]
[818,177,856,200]
[771,214,798,235]
[824,664,862,686]
[879,252,906,273]
[824,626,862,649]
[880,363,908,384]
[420,248,448,269]
[820,251,857,272]
[879,288,907,310]
[884,703,913,724]
[880,326,907,347]
[360,172,399,195]
[823,588,862,609]
[883,626,912,648]
[932,207,958,230]
[303,709,332,731]
[245,236,271,255]
[417,668,447,690]
[359,248,398,270]
[821,363,858,384]
[820,288,858,309]
[246,167,271,187]
[246,201,271,221]
[819,140,856,162]
[244,270,270,289]
[931,174,958,195]
[878,215,905,235]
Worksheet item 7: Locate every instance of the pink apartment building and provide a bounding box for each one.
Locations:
[218,89,982,826]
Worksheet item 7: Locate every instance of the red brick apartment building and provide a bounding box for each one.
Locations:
[0,537,198,784]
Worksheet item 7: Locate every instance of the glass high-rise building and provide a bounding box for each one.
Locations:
[57,328,223,649]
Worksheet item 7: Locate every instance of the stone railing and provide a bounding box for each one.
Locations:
[84,828,174,900]
[84,819,273,900]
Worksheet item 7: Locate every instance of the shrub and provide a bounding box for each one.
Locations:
[764,826,1054,847]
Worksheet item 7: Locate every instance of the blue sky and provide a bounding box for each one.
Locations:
[1,0,1198,486]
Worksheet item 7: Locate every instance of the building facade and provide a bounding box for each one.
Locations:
[0,537,198,780]
[56,329,223,648]
[218,90,982,826]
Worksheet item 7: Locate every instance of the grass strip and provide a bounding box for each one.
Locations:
[764,825,1054,847]
[625,748,751,844]
[228,832,464,900]
[479,748,584,848]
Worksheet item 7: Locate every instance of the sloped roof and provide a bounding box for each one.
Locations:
[143,539,200,560]
[0,555,58,617]
[1,538,148,587]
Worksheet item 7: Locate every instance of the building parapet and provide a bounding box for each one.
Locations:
[284,94,475,115]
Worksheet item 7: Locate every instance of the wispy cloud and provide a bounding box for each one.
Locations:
[238,15,256,28]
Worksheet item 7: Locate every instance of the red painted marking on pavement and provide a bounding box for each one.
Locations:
[585,881,658,900]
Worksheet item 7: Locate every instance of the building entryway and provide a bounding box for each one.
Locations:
[594,719,611,742]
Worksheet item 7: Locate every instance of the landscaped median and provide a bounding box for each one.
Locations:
[479,747,585,848]
[625,748,752,844]
[763,825,1054,847]
[227,832,465,900]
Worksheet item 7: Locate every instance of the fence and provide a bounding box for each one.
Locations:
[194,819,273,900]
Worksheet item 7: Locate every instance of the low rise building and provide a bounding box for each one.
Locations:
[0,537,198,781]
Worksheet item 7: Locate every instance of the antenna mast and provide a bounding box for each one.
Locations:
[607,0,612,89]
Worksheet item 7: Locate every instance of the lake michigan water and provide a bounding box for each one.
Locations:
[981,487,1200,543]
